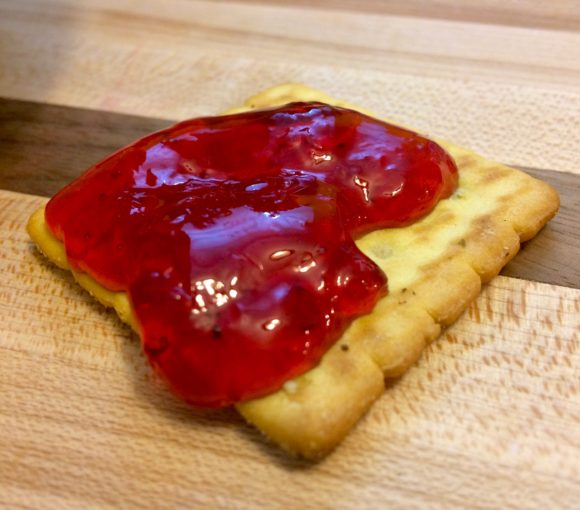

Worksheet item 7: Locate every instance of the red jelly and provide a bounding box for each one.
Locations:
[45,102,457,407]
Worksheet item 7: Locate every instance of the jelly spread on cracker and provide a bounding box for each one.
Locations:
[45,103,457,406]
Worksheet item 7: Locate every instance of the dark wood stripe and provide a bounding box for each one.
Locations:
[502,167,580,289]
[1,98,578,288]
[0,98,171,197]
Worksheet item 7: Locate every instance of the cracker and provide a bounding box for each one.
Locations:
[27,84,559,459]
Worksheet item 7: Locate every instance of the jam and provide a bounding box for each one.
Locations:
[45,102,457,407]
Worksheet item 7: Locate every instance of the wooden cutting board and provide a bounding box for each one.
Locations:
[2,193,580,509]
[1,1,579,508]
[1,101,580,510]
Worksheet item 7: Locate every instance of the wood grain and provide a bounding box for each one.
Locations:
[502,167,580,288]
[0,98,170,197]
[1,97,577,289]
[220,0,580,31]
[0,0,579,506]
[1,0,579,173]
[1,189,578,508]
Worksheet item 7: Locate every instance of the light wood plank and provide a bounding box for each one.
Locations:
[221,0,580,32]
[0,0,579,173]
[1,189,579,509]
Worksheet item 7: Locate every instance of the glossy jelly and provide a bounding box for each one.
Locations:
[45,102,458,406]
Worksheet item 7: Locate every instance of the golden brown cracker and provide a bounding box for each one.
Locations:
[27,84,559,459]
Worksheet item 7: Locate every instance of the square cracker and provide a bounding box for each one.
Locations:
[27,84,559,459]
